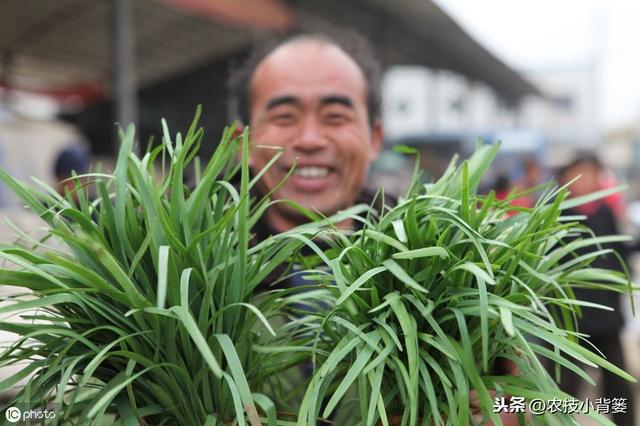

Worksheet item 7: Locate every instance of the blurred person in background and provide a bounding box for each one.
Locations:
[520,156,544,194]
[493,172,533,216]
[557,153,635,426]
[53,146,90,198]
[493,173,512,201]
[600,166,627,221]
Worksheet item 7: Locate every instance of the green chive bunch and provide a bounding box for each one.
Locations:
[0,109,307,425]
[297,144,636,426]
[0,110,635,426]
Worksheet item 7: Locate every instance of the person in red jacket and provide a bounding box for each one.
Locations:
[558,153,635,426]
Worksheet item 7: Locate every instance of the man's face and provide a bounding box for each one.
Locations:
[248,41,382,232]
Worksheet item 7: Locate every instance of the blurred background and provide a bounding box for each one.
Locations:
[1,0,639,193]
[2,1,640,200]
[0,0,639,422]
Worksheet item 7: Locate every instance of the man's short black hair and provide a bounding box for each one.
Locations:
[228,32,382,127]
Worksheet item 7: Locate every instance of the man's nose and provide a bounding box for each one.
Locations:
[294,117,327,151]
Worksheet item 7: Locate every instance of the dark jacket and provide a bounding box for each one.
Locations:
[252,190,393,291]
[565,202,627,335]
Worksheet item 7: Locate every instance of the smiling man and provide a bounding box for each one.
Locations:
[230,34,383,233]
[228,33,520,425]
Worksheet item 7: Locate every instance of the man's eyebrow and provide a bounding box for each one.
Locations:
[266,96,300,110]
[320,95,354,109]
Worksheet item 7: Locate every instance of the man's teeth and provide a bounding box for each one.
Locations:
[296,166,330,178]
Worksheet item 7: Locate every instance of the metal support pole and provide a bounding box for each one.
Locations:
[113,0,138,149]
[1,50,14,105]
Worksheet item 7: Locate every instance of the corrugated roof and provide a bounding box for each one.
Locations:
[291,0,540,101]
[372,0,540,99]
[0,0,288,97]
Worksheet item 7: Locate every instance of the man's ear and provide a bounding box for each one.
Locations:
[369,119,384,161]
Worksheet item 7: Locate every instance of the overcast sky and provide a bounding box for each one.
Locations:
[434,0,640,131]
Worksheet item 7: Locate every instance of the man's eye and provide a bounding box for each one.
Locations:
[271,113,296,125]
[324,113,349,124]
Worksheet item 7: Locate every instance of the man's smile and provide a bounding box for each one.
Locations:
[280,164,337,193]
[295,166,330,178]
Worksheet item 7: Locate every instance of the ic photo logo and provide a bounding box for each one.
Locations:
[4,406,21,423]
[3,405,57,424]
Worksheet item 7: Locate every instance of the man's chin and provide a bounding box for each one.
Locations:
[266,197,354,232]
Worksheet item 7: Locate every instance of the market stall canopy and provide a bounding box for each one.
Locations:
[0,0,292,103]
[0,0,537,105]
[0,0,541,156]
